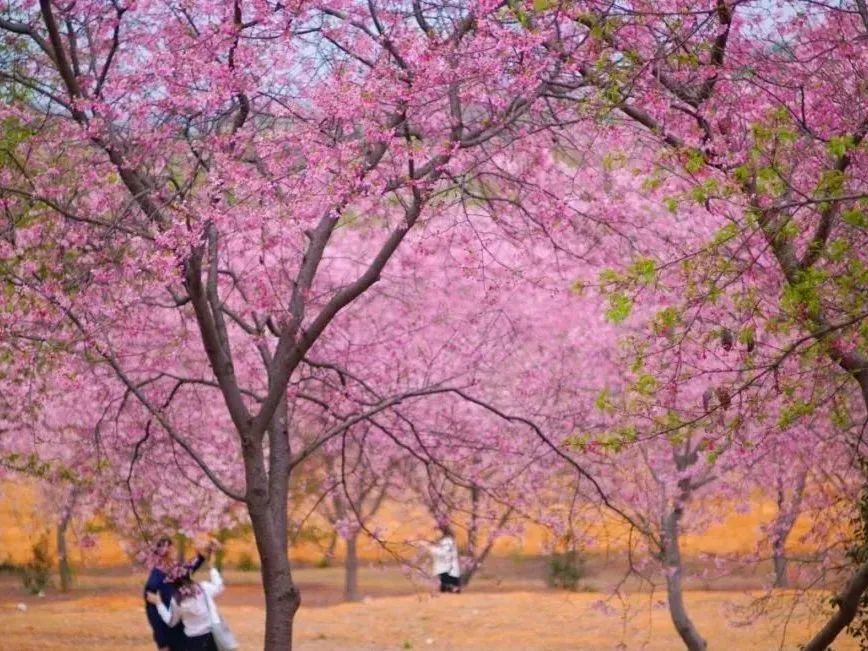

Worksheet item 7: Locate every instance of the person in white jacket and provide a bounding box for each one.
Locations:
[146,560,225,651]
[424,525,461,593]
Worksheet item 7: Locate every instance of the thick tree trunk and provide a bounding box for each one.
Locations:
[803,562,868,651]
[244,395,300,651]
[344,532,360,602]
[56,520,72,593]
[248,498,300,651]
[56,488,77,593]
[771,481,788,588]
[772,548,788,589]
[663,506,707,651]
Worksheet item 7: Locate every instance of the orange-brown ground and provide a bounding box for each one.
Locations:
[0,563,859,650]
[0,479,857,648]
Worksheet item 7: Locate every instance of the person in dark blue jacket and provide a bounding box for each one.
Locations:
[144,536,208,651]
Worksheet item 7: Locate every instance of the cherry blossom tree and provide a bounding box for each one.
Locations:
[504,2,867,647]
[0,1,606,645]
[1,2,865,650]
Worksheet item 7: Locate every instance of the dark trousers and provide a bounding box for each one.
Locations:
[185,632,218,651]
[438,572,460,593]
[165,631,188,651]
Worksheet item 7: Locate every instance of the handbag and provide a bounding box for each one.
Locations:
[203,588,240,651]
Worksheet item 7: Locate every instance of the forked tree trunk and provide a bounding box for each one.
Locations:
[344,532,360,602]
[772,471,806,589]
[461,498,514,588]
[663,504,707,651]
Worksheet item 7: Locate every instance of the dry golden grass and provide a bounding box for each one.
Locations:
[0,584,858,650]
[0,564,860,650]
[0,478,854,648]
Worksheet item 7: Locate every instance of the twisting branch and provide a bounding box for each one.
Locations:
[251,190,428,441]
[445,388,648,536]
[58,307,245,501]
[289,384,457,469]
[799,118,868,270]
[802,563,868,651]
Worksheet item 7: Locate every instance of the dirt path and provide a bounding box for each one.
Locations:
[0,588,857,650]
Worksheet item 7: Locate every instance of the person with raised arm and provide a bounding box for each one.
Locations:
[146,541,235,651]
[144,537,210,651]
[423,524,462,593]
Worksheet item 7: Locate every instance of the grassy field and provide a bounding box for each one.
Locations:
[0,560,859,650]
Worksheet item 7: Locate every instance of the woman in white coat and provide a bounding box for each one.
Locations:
[424,525,461,593]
